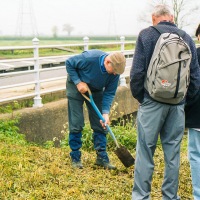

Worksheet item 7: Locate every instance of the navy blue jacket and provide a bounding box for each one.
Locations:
[197,47,200,65]
[66,50,120,114]
[185,47,200,128]
[130,21,200,104]
[185,89,200,128]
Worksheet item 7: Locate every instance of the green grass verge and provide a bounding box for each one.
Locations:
[0,118,193,199]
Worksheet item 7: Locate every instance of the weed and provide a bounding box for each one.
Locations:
[0,116,193,199]
[61,116,137,152]
[0,118,27,145]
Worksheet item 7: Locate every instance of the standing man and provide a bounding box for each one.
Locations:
[185,24,200,200]
[130,4,200,199]
[66,50,126,169]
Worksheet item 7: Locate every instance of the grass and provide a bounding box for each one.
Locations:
[0,118,193,200]
[0,37,135,59]
[0,44,134,59]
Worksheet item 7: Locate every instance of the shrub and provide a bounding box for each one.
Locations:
[0,118,27,145]
[61,115,137,152]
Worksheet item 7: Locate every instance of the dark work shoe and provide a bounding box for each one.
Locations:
[72,161,83,169]
[95,159,116,170]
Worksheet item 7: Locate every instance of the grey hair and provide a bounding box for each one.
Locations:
[152,4,173,17]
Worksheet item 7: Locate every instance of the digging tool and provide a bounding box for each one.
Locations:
[82,88,135,168]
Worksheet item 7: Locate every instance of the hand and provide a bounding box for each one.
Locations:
[76,82,88,94]
[100,114,110,129]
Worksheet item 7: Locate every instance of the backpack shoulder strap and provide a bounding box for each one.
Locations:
[151,25,163,34]
[151,24,186,38]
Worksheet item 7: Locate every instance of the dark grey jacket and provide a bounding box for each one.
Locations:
[130,21,200,104]
[185,47,200,128]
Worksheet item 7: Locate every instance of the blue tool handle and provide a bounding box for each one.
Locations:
[89,94,120,148]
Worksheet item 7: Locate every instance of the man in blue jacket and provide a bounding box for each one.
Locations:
[130,4,200,200]
[66,50,126,169]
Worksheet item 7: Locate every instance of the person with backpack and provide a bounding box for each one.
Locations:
[130,4,200,199]
[185,24,200,200]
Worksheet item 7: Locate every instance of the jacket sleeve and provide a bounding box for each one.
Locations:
[197,47,200,65]
[130,33,146,103]
[186,39,200,101]
[102,75,119,114]
[65,54,85,85]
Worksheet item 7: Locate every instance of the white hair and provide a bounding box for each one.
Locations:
[152,4,173,17]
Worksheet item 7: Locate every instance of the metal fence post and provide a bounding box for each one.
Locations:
[119,36,127,87]
[83,36,89,51]
[32,37,43,107]
[120,36,125,52]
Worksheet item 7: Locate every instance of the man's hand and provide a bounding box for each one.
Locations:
[76,82,88,93]
[100,113,110,129]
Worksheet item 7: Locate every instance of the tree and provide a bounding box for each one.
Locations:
[170,0,199,29]
[63,24,74,36]
[52,26,58,38]
[139,0,199,31]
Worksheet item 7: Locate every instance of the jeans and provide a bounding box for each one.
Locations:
[132,98,184,200]
[188,128,200,200]
[69,132,109,162]
[66,79,106,134]
[69,132,82,162]
[67,80,109,163]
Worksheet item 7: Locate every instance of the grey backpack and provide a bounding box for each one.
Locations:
[144,25,192,104]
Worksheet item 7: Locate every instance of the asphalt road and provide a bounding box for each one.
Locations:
[0,58,133,101]
[0,58,133,86]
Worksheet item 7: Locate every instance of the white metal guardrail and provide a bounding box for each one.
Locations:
[0,36,135,107]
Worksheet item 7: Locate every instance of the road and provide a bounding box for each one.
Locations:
[0,58,133,86]
[0,58,133,101]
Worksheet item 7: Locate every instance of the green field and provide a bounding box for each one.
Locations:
[0,36,137,45]
[0,36,136,59]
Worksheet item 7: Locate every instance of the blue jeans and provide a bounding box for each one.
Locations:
[67,80,109,163]
[188,128,200,200]
[132,98,184,200]
[69,132,109,162]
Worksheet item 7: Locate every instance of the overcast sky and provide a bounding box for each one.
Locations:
[0,0,199,37]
